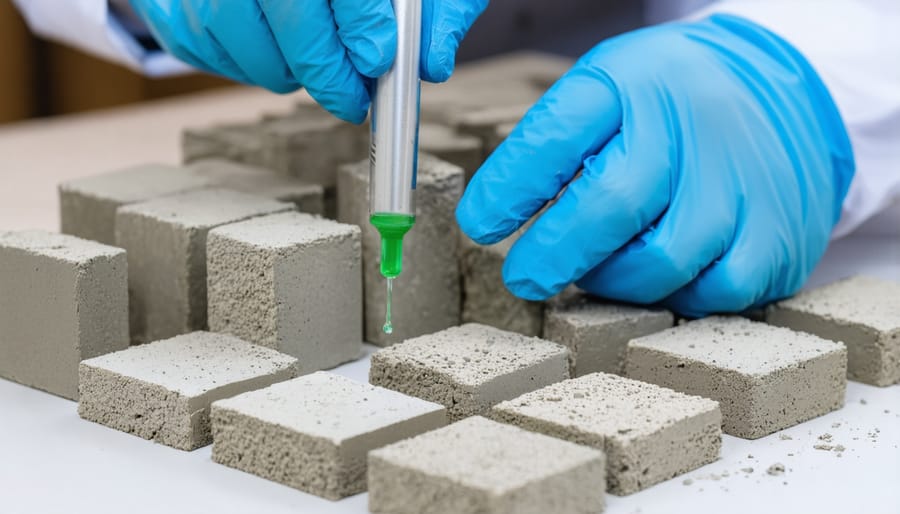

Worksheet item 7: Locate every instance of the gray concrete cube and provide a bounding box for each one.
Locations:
[625,316,847,439]
[211,372,447,500]
[491,373,721,495]
[115,188,293,343]
[182,122,267,166]
[78,331,299,450]
[369,323,570,421]
[207,212,362,373]
[767,275,900,386]
[418,123,483,183]
[0,230,128,400]
[368,416,605,514]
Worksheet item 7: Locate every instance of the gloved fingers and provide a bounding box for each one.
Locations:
[421,0,488,82]
[259,0,371,123]
[456,65,622,245]
[331,0,396,78]
[501,133,669,300]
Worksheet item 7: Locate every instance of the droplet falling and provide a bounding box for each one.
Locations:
[383,277,394,335]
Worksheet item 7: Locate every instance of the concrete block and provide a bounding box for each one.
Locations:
[59,163,211,245]
[188,158,324,215]
[486,122,516,156]
[337,154,464,345]
[0,230,128,400]
[182,122,267,166]
[207,212,362,372]
[543,293,674,376]
[115,189,293,343]
[79,331,299,450]
[368,416,605,514]
[491,373,720,495]
[767,275,900,386]
[369,323,569,421]
[418,123,483,183]
[625,316,847,439]
[449,104,530,161]
[211,372,447,500]
[460,234,544,337]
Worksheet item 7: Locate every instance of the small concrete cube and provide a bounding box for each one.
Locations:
[59,163,211,245]
[368,416,605,514]
[625,316,847,439]
[188,158,324,215]
[544,293,674,376]
[207,212,362,373]
[211,372,447,500]
[418,123,483,183]
[115,189,293,343]
[0,230,128,400]
[449,104,530,160]
[369,323,569,421]
[78,331,300,450]
[337,154,464,345]
[767,275,900,386]
[182,123,267,166]
[485,122,516,155]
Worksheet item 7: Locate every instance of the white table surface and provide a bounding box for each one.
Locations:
[0,87,899,514]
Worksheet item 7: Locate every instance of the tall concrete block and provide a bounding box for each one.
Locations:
[207,212,362,373]
[115,189,293,344]
[492,373,721,495]
[767,275,900,386]
[58,163,211,245]
[337,154,464,345]
[0,231,129,400]
[418,123,483,183]
[182,122,267,166]
[79,331,300,450]
[625,316,847,439]
[369,324,570,421]
[543,293,674,376]
[211,372,447,500]
[368,416,605,514]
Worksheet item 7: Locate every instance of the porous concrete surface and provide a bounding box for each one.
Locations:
[0,230,128,400]
[58,163,211,245]
[182,122,267,166]
[544,293,674,376]
[369,323,569,421]
[78,331,299,450]
[115,188,293,343]
[625,316,847,439]
[460,233,544,337]
[188,159,324,215]
[337,154,464,345]
[767,275,900,386]
[368,416,605,514]
[207,212,362,372]
[418,123,483,183]
[211,372,446,500]
[491,373,721,495]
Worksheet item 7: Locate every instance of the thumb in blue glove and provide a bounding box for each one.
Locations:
[455,14,854,317]
[128,0,487,123]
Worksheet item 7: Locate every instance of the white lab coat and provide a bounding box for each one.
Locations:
[12,0,900,236]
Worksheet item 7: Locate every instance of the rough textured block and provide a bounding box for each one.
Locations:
[79,331,299,450]
[189,158,324,215]
[0,231,128,400]
[544,293,674,376]
[337,154,464,345]
[491,373,720,495]
[418,123,483,183]
[370,323,569,421]
[211,372,447,500]
[115,189,293,343]
[449,104,530,161]
[369,416,605,514]
[59,163,211,245]
[460,234,544,337]
[182,123,267,166]
[207,212,362,372]
[767,275,900,386]
[625,316,847,439]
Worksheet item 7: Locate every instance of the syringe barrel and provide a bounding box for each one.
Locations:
[369,0,421,217]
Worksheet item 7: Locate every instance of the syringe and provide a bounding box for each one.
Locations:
[369,0,421,335]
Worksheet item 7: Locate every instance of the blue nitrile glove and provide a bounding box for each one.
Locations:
[128,0,487,123]
[455,15,854,317]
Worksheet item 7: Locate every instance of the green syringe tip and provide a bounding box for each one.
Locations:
[370,213,415,279]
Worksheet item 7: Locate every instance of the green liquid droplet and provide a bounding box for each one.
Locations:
[383,278,393,335]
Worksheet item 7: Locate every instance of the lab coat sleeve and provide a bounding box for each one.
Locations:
[691,0,900,237]
[11,0,191,78]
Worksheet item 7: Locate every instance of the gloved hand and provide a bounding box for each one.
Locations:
[456,15,855,317]
[128,0,487,123]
